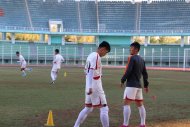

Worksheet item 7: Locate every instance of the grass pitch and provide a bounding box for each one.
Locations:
[0,67,190,127]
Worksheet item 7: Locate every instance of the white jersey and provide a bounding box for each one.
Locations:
[19,55,26,65]
[84,52,107,106]
[84,52,102,92]
[52,54,64,71]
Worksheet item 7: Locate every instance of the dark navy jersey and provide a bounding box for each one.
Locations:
[121,55,149,88]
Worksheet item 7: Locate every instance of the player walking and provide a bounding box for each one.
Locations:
[16,51,32,77]
[74,41,111,127]
[50,49,64,84]
[120,42,149,127]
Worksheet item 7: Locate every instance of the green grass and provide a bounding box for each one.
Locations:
[0,67,190,127]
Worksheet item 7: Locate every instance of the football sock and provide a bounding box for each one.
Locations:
[51,71,56,81]
[138,105,146,126]
[22,70,26,76]
[25,68,32,71]
[123,105,131,126]
[74,107,93,127]
[100,106,109,127]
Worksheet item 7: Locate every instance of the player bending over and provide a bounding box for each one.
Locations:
[16,51,32,77]
[120,42,149,127]
[50,49,64,84]
[74,41,111,127]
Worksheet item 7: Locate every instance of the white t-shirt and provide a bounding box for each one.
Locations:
[84,52,102,91]
[52,54,64,71]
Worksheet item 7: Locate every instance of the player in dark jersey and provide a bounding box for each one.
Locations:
[120,42,149,127]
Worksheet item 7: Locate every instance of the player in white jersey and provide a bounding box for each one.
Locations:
[50,49,64,84]
[74,41,111,127]
[16,51,32,77]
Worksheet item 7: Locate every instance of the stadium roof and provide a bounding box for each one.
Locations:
[43,0,188,1]
[44,0,190,3]
[70,0,187,1]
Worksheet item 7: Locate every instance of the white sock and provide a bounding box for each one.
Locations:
[100,106,109,127]
[74,107,93,127]
[138,105,146,126]
[51,71,55,81]
[54,72,57,80]
[25,68,30,71]
[22,70,26,75]
[123,105,131,126]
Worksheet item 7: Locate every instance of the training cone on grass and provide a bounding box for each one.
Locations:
[64,72,67,77]
[45,110,55,127]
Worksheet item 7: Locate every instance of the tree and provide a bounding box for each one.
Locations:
[150,37,159,44]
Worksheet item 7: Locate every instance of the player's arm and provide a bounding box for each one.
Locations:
[53,56,58,64]
[86,55,98,95]
[19,56,24,65]
[86,61,93,95]
[61,57,65,64]
[121,57,134,85]
[142,61,149,93]
[53,56,59,73]
[86,69,93,95]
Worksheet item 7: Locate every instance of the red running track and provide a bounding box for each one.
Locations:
[0,64,190,71]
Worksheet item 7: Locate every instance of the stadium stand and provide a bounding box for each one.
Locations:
[0,0,30,27]
[0,0,190,32]
[27,0,79,29]
[98,1,136,31]
[140,1,190,32]
[0,0,190,67]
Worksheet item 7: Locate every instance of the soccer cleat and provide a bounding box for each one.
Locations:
[139,125,146,127]
[120,125,129,127]
[50,81,55,85]
[29,68,33,72]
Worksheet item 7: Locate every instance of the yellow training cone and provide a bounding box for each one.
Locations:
[44,110,55,127]
[64,72,67,77]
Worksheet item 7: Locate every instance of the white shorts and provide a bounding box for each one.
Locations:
[21,62,26,69]
[51,65,60,72]
[85,78,107,107]
[123,87,143,101]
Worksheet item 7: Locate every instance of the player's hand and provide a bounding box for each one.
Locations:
[87,88,92,95]
[120,83,124,88]
[144,87,149,93]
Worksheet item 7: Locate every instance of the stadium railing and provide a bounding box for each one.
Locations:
[1,25,190,34]
[0,42,190,68]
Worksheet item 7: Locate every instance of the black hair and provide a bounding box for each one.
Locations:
[98,41,111,52]
[16,51,20,54]
[55,49,59,54]
[130,41,140,51]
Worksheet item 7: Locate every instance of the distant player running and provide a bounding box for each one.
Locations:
[50,49,64,84]
[16,51,32,77]
[74,41,111,127]
[120,42,149,127]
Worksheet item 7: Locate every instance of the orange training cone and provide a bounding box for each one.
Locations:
[44,110,55,127]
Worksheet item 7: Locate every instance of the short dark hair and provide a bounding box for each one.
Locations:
[55,49,59,54]
[16,51,20,54]
[98,41,111,52]
[130,41,140,51]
